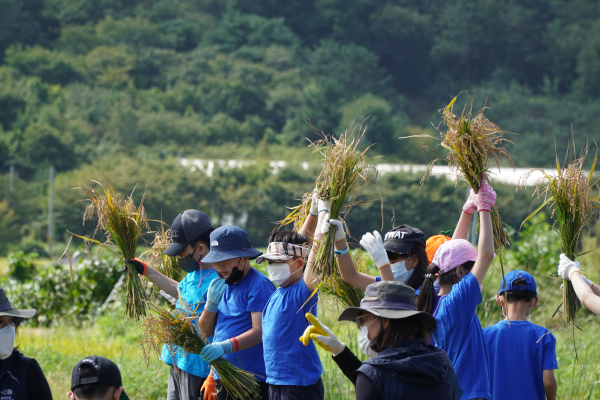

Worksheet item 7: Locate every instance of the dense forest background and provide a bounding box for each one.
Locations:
[1,0,600,255]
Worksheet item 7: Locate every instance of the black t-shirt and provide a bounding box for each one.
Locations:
[0,350,53,400]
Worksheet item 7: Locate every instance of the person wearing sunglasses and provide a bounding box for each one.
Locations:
[301,281,462,400]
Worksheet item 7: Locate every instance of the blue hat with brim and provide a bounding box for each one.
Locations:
[499,269,537,295]
[202,225,262,263]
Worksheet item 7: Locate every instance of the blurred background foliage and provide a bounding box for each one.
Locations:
[1,0,600,255]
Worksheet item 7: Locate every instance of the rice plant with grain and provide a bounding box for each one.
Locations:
[521,143,600,325]
[140,301,260,400]
[145,223,185,295]
[68,180,150,320]
[309,120,376,278]
[407,93,515,250]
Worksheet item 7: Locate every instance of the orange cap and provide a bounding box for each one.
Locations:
[426,235,452,264]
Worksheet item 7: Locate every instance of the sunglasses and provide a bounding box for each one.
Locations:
[354,315,379,330]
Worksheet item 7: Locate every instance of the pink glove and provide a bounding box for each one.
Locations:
[476,177,496,212]
[462,189,478,215]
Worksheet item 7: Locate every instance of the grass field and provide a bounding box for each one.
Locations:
[13,250,600,399]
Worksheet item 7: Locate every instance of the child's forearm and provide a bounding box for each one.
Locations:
[232,312,263,351]
[571,272,600,315]
[543,370,557,400]
[453,211,472,240]
[144,266,180,298]
[299,213,318,243]
[334,238,376,290]
[199,309,218,338]
[472,210,495,285]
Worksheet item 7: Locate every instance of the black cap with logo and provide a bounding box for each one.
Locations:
[71,356,127,397]
[164,210,213,257]
[383,225,427,255]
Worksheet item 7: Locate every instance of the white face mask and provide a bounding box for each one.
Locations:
[0,325,15,360]
[268,260,301,286]
[358,318,379,357]
[390,260,413,283]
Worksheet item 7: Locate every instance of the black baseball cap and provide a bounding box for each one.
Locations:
[383,225,426,255]
[164,210,213,256]
[71,356,125,392]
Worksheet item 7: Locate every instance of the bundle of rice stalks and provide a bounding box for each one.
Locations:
[521,144,600,324]
[421,95,515,251]
[310,121,377,278]
[148,224,185,284]
[140,302,260,400]
[319,252,370,309]
[273,191,313,234]
[70,180,150,320]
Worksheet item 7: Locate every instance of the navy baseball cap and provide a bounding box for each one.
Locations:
[202,225,262,263]
[383,225,427,255]
[164,210,213,256]
[499,270,537,295]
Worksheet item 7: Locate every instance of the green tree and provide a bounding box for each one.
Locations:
[85,45,135,88]
[5,45,83,85]
[338,94,402,154]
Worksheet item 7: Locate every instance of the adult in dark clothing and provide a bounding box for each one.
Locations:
[301,281,462,400]
[0,287,53,400]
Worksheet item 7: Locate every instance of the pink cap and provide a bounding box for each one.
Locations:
[432,239,478,274]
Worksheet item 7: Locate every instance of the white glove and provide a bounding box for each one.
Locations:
[309,191,319,216]
[159,290,177,305]
[558,254,581,280]
[321,213,345,241]
[300,313,346,356]
[318,199,330,214]
[360,231,390,269]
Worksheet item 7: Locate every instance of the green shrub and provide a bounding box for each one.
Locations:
[512,213,561,273]
[4,256,123,326]
[7,251,37,282]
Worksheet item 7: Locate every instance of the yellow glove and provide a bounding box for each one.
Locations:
[299,313,345,355]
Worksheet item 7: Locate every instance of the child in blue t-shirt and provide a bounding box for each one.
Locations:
[257,194,327,399]
[198,226,276,400]
[417,177,497,400]
[127,210,217,400]
[483,270,557,400]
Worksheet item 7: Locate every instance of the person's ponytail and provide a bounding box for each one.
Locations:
[417,263,440,315]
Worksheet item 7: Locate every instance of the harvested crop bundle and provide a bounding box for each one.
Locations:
[319,252,370,308]
[310,121,377,279]
[147,224,184,285]
[70,180,149,320]
[522,144,600,324]
[425,95,515,251]
[140,302,260,400]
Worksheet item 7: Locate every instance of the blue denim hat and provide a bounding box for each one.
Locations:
[202,225,262,263]
[499,270,537,295]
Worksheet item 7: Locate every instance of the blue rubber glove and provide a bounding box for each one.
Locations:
[205,278,226,313]
[200,340,233,363]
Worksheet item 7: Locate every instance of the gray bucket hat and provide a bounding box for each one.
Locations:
[338,281,436,330]
[0,287,36,319]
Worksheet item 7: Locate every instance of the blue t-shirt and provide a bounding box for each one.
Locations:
[161,268,219,377]
[483,320,557,400]
[214,267,276,382]
[432,273,491,400]
[262,279,322,386]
